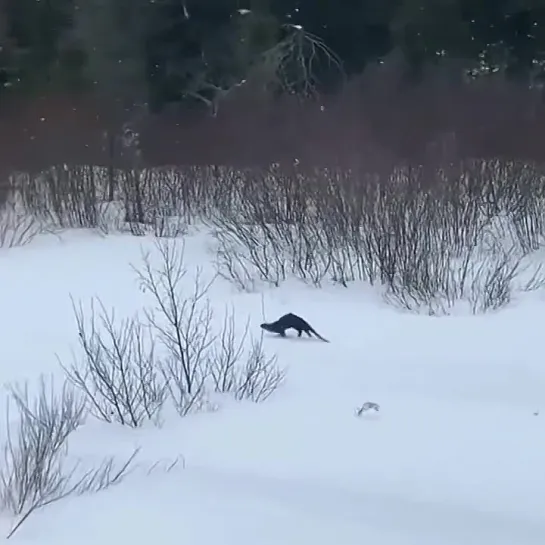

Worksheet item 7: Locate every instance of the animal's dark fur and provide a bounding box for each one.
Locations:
[260,313,329,342]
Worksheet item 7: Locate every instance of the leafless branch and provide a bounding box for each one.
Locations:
[133,239,217,416]
[0,197,41,248]
[61,297,167,427]
[235,334,285,402]
[0,376,139,539]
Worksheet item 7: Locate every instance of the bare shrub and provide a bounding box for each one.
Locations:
[18,164,193,238]
[208,159,545,315]
[0,378,86,517]
[519,263,545,292]
[212,216,289,288]
[500,162,545,254]
[0,376,139,539]
[0,196,41,248]
[378,162,545,314]
[384,233,537,315]
[119,168,193,237]
[147,167,216,226]
[205,167,249,220]
[214,232,258,292]
[248,166,331,286]
[208,166,350,288]
[17,165,104,230]
[121,168,147,234]
[234,334,285,402]
[61,298,167,427]
[208,309,285,402]
[468,249,521,314]
[133,239,284,412]
[210,165,321,289]
[134,240,217,416]
[310,167,383,286]
[60,236,282,424]
[95,200,127,234]
[207,309,247,392]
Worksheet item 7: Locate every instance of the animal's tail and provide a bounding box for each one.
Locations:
[310,328,330,343]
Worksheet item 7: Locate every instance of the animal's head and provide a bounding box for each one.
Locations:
[260,322,271,331]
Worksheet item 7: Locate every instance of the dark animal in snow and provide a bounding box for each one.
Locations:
[260,313,329,342]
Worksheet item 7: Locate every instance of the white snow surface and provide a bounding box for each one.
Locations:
[1,228,544,545]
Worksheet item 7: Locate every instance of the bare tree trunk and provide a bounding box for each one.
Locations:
[106,130,116,202]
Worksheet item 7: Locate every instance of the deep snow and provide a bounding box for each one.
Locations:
[1,228,544,545]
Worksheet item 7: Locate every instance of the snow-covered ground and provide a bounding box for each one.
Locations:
[1,228,544,545]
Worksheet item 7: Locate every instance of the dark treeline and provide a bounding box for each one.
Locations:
[1,0,545,171]
[3,0,545,104]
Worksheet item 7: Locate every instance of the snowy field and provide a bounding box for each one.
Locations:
[1,227,544,545]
